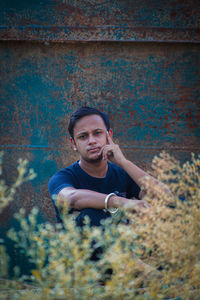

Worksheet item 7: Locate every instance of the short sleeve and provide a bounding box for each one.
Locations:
[48,169,75,198]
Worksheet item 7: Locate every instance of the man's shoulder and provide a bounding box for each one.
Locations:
[59,161,79,172]
[48,161,80,196]
[49,161,79,181]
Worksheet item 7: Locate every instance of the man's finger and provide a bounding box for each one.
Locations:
[107,132,114,145]
[102,145,113,160]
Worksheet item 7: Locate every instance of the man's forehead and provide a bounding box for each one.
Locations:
[74,114,106,132]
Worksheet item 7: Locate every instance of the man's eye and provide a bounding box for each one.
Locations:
[79,135,86,139]
[95,131,102,135]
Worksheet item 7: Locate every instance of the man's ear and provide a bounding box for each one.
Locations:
[70,137,77,151]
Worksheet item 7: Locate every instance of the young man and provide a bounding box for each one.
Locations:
[49,107,155,226]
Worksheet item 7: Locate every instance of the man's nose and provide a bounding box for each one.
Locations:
[88,134,96,144]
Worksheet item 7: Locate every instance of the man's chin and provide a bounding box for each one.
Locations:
[85,153,103,163]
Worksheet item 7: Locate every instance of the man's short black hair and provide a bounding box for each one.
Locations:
[68,106,110,139]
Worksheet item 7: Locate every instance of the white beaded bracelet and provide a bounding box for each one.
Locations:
[104,193,119,214]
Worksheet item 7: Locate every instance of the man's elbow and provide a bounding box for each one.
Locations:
[57,188,77,208]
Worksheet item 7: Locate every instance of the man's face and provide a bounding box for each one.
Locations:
[71,114,110,163]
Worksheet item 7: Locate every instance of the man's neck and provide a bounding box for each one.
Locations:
[79,159,108,178]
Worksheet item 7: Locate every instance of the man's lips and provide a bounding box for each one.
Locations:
[88,147,101,153]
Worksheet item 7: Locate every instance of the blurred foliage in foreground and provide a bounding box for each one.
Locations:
[0,151,199,299]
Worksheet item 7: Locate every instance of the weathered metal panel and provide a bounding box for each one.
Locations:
[1,26,199,43]
[0,42,199,225]
[0,0,200,42]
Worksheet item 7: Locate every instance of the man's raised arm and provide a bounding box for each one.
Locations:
[101,134,171,199]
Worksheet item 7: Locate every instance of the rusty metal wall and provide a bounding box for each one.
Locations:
[0,0,200,42]
[0,0,199,275]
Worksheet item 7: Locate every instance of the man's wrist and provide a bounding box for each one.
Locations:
[120,158,134,170]
[107,194,119,208]
[108,195,130,208]
[117,158,129,169]
[104,193,119,214]
[105,193,116,209]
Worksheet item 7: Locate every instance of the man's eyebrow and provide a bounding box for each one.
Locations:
[77,131,88,136]
[76,128,104,136]
[80,128,103,133]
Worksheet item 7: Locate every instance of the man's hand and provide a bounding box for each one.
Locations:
[101,133,127,167]
[124,199,151,213]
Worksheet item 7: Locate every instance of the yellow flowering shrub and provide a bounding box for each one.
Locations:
[0,151,36,213]
[0,152,199,299]
[131,152,200,299]
[0,151,36,298]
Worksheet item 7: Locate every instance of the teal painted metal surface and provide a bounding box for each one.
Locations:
[0,0,199,276]
[0,42,199,222]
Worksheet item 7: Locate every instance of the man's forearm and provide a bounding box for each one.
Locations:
[57,188,143,211]
[120,159,171,198]
[120,159,150,187]
[102,134,167,197]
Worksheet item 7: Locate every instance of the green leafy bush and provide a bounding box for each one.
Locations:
[0,152,199,299]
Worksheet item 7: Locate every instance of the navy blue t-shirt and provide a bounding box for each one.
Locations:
[48,161,140,223]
